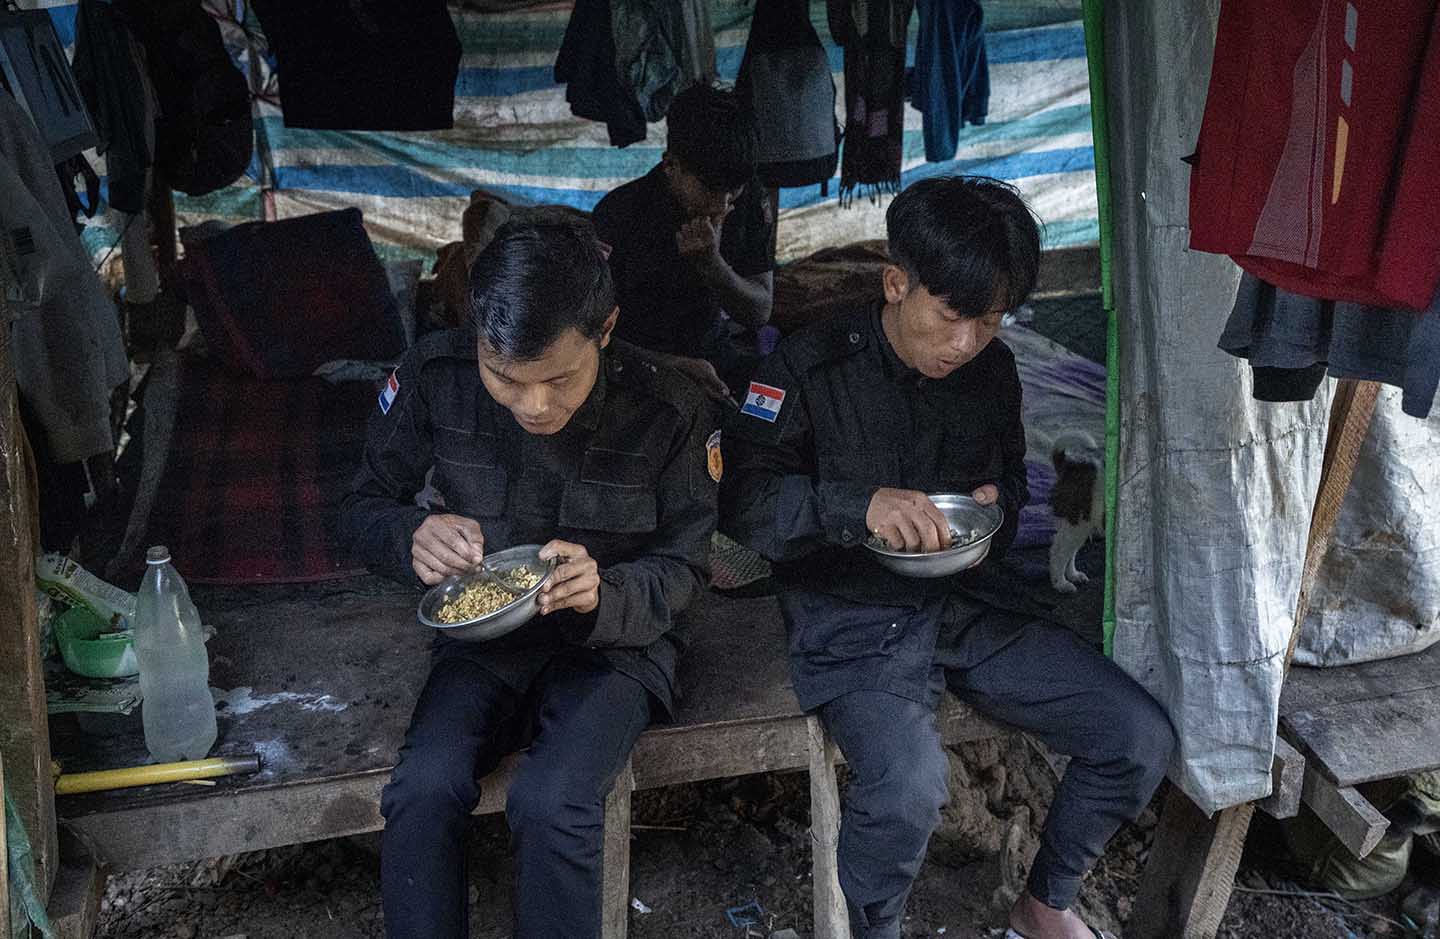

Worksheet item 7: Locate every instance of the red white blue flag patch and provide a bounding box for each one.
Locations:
[378,371,399,414]
[741,381,786,423]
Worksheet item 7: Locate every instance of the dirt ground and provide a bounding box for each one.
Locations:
[95,736,1414,939]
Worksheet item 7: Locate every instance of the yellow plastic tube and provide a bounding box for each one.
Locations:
[53,754,260,795]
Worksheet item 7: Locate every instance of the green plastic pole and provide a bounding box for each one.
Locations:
[1082,0,1120,657]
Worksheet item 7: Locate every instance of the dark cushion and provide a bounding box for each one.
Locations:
[183,208,405,379]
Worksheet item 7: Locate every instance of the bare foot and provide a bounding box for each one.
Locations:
[1008,890,1099,939]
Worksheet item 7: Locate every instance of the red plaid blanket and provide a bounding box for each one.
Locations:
[143,359,377,584]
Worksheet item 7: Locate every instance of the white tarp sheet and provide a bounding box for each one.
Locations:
[1104,0,1333,814]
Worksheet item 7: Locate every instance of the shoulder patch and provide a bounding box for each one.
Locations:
[706,429,723,482]
[740,381,786,423]
[378,370,399,414]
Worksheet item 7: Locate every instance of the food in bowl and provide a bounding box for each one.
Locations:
[867,525,986,555]
[434,566,543,624]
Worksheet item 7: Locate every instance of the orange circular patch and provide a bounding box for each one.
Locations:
[706,430,723,483]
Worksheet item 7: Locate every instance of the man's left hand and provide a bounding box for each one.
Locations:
[971,483,1000,506]
[538,540,601,616]
[676,216,722,264]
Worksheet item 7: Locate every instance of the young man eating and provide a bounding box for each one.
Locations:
[339,208,717,939]
[720,176,1175,939]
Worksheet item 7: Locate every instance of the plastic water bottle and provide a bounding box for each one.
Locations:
[133,546,217,762]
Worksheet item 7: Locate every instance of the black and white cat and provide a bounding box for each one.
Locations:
[1048,431,1104,594]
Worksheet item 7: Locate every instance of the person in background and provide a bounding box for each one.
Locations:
[591,82,776,402]
[719,176,1175,939]
[338,208,717,939]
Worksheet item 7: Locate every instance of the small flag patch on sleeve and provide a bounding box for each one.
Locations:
[378,371,399,414]
[740,381,786,423]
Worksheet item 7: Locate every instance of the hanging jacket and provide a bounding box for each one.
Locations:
[71,0,158,214]
[1,94,129,464]
[737,0,839,190]
[910,0,988,163]
[556,0,647,147]
[612,0,716,122]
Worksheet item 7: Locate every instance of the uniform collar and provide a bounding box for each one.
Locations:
[565,349,610,432]
[870,301,925,385]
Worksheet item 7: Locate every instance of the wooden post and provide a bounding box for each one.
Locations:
[807,715,851,939]
[1300,766,1388,860]
[0,318,58,896]
[1129,380,1381,939]
[1256,737,1305,821]
[45,827,107,939]
[601,759,634,939]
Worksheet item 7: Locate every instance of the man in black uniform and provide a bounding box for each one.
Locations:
[720,177,1174,939]
[592,83,775,401]
[338,209,717,939]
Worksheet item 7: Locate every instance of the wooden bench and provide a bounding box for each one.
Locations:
[51,581,1001,938]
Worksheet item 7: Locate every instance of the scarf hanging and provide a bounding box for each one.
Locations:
[828,0,914,206]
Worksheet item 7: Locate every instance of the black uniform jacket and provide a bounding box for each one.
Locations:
[338,330,718,716]
[719,303,1029,709]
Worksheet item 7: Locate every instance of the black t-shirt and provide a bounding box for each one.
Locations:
[592,165,776,357]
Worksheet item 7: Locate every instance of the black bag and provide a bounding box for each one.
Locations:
[736,0,840,191]
[120,0,253,197]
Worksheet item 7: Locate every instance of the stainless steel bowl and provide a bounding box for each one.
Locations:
[863,493,1004,578]
[417,544,555,642]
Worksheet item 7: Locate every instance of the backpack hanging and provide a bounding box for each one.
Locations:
[736,0,840,192]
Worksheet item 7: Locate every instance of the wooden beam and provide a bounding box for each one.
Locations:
[1128,787,1255,939]
[1256,737,1305,820]
[806,715,850,939]
[601,761,634,939]
[1131,380,1380,939]
[0,324,57,895]
[45,828,107,939]
[1300,766,1388,860]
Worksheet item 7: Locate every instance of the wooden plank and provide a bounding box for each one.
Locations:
[1256,737,1304,820]
[1283,682,1440,787]
[806,716,850,939]
[601,761,634,939]
[0,325,57,895]
[46,828,107,939]
[1281,640,1440,716]
[1128,787,1255,939]
[1300,765,1388,859]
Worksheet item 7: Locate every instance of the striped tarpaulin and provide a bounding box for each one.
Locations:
[31,0,1094,265]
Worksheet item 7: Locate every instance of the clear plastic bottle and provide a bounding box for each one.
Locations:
[133,546,217,762]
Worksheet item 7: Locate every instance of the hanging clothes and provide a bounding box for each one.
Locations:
[1189,0,1440,310]
[1220,272,1440,419]
[909,0,988,163]
[612,0,716,122]
[555,0,647,147]
[71,0,158,215]
[736,0,839,190]
[828,0,914,204]
[248,0,461,131]
[0,92,129,464]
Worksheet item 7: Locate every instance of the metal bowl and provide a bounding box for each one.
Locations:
[863,493,1004,578]
[417,544,555,642]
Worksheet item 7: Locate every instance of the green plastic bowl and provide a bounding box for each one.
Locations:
[54,606,139,679]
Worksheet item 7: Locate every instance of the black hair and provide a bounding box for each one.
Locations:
[467,207,615,361]
[885,176,1042,318]
[666,83,757,192]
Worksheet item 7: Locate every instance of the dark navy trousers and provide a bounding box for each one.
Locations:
[380,649,652,939]
[818,612,1175,939]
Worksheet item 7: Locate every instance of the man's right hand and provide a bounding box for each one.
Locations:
[411,514,486,585]
[865,488,952,554]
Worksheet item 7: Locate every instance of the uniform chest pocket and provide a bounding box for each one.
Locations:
[939,424,1002,487]
[559,481,658,534]
[433,430,508,518]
